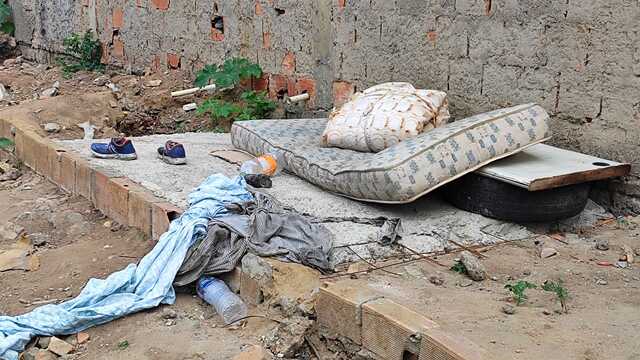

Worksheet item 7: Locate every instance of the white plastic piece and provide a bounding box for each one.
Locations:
[77,121,96,140]
[182,103,197,112]
[285,93,310,104]
[171,84,217,98]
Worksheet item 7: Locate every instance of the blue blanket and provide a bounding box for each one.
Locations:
[0,174,252,360]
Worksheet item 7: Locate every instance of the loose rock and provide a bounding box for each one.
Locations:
[34,350,57,360]
[146,79,162,87]
[595,238,609,251]
[161,308,178,319]
[540,247,558,259]
[459,251,487,281]
[595,279,608,286]
[428,273,444,286]
[76,332,90,345]
[37,336,51,349]
[501,304,516,315]
[93,75,110,86]
[622,245,634,264]
[263,317,313,358]
[233,345,272,360]
[0,83,11,102]
[43,123,61,133]
[40,87,58,98]
[47,337,74,356]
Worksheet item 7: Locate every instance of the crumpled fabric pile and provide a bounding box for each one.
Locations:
[0,174,252,360]
[174,191,334,286]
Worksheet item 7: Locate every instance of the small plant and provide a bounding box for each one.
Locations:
[58,31,103,77]
[117,340,129,350]
[504,281,537,305]
[450,260,467,275]
[195,58,276,129]
[0,1,14,35]
[0,137,13,150]
[542,280,569,313]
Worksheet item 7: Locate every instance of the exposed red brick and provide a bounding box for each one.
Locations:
[281,51,296,74]
[113,37,125,58]
[427,31,437,44]
[255,1,263,15]
[211,28,225,42]
[167,53,180,69]
[287,77,297,97]
[333,80,355,107]
[296,76,317,106]
[151,0,170,10]
[269,74,289,99]
[112,8,124,29]
[253,73,269,92]
[262,32,271,49]
[337,0,346,9]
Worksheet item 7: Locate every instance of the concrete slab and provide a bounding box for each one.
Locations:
[59,132,536,266]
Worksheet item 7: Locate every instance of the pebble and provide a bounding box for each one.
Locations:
[540,247,558,259]
[595,238,609,251]
[457,279,473,287]
[47,337,74,356]
[596,279,608,285]
[459,251,487,281]
[40,87,58,98]
[76,332,90,345]
[428,273,444,286]
[542,309,552,315]
[161,308,178,320]
[146,79,162,87]
[501,304,516,315]
[43,123,61,133]
[93,76,109,86]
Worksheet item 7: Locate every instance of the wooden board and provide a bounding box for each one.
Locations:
[477,144,631,191]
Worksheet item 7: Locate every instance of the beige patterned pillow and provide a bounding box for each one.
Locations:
[321,82,450,152]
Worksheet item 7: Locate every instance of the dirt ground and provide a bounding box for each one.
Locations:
[0,168,278,360]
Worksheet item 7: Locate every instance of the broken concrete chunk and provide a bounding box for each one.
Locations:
[622,245,634,264]
[459,251,487,281]
[36,336,51,349]
[263,317,313,358]
[540,247,558,259]
[146,79,162,87]
[40,87,58,98]
[0,83,11,102]
[76,332,90,345]
[93,75,110,86]
[182,102,197,112]
[43,123,61,133]
[35,350,57,360]
[47,336,74,356]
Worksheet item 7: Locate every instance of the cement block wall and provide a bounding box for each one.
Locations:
[7,0,640,212]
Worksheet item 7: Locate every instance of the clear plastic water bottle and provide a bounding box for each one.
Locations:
[196,276,248,325]
[240,152,284,176]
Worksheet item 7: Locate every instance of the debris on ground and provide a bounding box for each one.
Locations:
[501,304,516,315]
[622,244,634,264]
[428,272,445,286]
[595,238,609,251]
[232,345,273,360]
[46,336,74,356]
[76,332,90,345]
[43,123,61,133]
[0,234,39,272]
[0,83,11,102]
[263,317,313,358]
[540,247,558,259]
[459,251,487,281]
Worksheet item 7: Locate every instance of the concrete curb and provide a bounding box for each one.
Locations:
[0,116,181,240]
[0,115,485,360]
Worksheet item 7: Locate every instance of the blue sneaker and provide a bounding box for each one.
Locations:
[90,137,137,160]
[157,140,186,165]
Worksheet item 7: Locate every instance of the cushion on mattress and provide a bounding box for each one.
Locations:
[231,103,551,203]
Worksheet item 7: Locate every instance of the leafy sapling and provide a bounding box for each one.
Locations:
[504,281,537,306]
[542,280,569,313]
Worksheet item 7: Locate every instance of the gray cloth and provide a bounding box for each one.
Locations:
[174,192,333,286]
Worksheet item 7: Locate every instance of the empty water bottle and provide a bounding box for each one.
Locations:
[240,152,284,176]
[196,276,248,325]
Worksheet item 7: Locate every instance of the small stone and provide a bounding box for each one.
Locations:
[146,79,162,87]
[501,304,516,315]
[34,350,57,360]
[40,87,58,98]
[522,269,532,276]
[490,276,498,281]
[183,103,197,112]
[43,123,61,133]
[459,251,487,281]
[109,100,118,108]
[106,83,120,93]
[429,273,444,286]
[0,83,11,102]
[595,238,609,251]
[232,345,270,360]
[540,247,558,259]
[165,319,175,326]
[93,76,109,86]
[542,309,552,315]
[37,336,51,349]
[595,279,608,285]
[622,245,634,264]
[634,248,640,257]
[457,279,473,287]
[29,233,49,246]
[161,308,178,320]
[76,332,90,345]
[47,337,74,356]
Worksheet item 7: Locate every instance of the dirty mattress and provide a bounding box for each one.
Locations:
[231,103,551,203]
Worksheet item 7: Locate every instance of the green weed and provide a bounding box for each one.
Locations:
[195,58,276,128]
[504,281,537,306]
[58,31,104,77]
[117,340,129,350]
[0,137,14,150]
[450,260,467,275]
[0,1,14,35]
[542,280,569,313]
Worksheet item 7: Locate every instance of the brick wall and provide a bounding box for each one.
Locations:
[8,0,640,212]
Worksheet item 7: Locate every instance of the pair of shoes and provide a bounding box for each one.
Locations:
[91,138,187,165]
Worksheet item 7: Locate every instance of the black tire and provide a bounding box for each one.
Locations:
[443,173,591,222]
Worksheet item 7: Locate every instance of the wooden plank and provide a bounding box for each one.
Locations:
[477,144,631,191]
